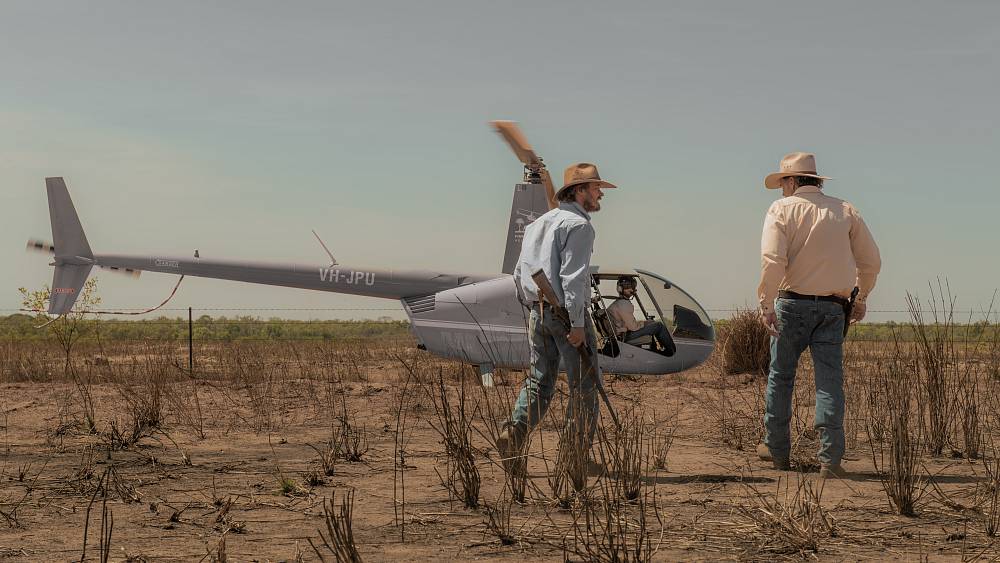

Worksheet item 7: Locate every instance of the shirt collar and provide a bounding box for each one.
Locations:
[559,201,591,220]
[792,185,823,196]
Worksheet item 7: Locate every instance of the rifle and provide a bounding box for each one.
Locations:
[531,270,621,429]
[843,286,860,337]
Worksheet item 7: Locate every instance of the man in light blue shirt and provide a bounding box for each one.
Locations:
[501,162,616,492]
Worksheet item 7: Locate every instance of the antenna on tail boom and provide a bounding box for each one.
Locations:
[312,230,338,267]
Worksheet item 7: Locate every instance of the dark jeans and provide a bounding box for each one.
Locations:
[624,321,676,356]
[764,297,846,465]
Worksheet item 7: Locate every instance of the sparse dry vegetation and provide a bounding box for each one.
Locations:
[2,285,1000,560]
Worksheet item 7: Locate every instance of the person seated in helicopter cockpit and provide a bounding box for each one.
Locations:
[606,276,676,356]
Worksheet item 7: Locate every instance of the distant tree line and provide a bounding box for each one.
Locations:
[714,318,1000,343]
[0,314,412,342]
[5,314,997,344]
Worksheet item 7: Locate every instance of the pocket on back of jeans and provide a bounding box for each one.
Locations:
[814,313,845,344]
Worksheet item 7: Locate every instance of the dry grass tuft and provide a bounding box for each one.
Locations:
[721,308,771,376]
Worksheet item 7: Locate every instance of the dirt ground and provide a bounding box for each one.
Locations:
[0,343,998,562]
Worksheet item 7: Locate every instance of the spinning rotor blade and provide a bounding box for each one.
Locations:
[25,238,140,278]
[98,265,142,278]
[490,120,540,166]
[490,120,558,210]
[538,168,557,211]
[26,238,55,255]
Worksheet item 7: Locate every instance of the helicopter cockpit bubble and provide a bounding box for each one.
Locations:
[633,269,715,342]
[592,269,715,347]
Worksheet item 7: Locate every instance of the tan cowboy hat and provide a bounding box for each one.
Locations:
[557,162,618,199]
[764,152,833,189]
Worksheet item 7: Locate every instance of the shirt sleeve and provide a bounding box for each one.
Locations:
[849,208,881,302]
[560,222,595,327]
[511,259,528,305]
[757,202,788,314]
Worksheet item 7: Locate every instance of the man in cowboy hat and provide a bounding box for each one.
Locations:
[756,152,881,478]
[498,162,616,491]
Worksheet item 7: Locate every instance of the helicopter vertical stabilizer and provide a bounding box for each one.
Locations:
[491,121,556,275]
[501,181,550,274]
[45,177,95,315]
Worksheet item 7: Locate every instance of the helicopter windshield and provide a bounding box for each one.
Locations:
[634,270,715,341]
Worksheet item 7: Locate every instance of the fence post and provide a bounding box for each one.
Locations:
[188,306,194,373]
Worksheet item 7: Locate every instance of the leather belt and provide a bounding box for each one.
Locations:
[778,290,849,307]
[529,301,555,310]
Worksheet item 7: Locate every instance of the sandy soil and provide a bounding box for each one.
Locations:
[0,350,997,562]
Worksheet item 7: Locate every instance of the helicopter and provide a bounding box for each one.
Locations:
[28,121,715,382]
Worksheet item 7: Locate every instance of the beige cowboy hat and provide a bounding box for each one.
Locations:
[557,162,618,199]
[764,152,833,189]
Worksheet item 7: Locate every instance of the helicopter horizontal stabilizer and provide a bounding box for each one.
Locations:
[49,264,93,315]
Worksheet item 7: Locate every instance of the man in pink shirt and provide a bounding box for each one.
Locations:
[756,152,881,478]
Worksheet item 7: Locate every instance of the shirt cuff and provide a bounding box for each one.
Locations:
[759,296,775,315]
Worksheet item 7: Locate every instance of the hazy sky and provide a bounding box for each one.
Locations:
[2,1,998,321]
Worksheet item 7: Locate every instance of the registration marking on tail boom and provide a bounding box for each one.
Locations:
[318,268,376,286]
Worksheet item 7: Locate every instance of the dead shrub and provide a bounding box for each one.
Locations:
[308,440,340,477]
[110,357,168,436]
[334,395,369,463]
[981,435,1000,537]
[547,392,596,504]
[721,308,771,376]
[865,335,927,516]
[80,466,116,563]
[163,377,206,440]
[737,476,834,556]
[425,369,480,509]
[227,345,283,433]
[309,489,362,563]
[686,377,764,452]
[482,488,516,546]
[596,407,647,501]
[565,478,662,562]
[474,369,529,502]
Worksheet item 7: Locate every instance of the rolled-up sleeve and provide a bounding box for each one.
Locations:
[560,223,595,327]
[850,209,881,302]
[758,203,788,314]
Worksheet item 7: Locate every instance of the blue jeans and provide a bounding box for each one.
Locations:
[510,307,599,445]
[764,297,846,465]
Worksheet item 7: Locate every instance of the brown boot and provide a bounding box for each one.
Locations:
[496,425,526,462]
[757,442,790,470]
[819,463,850,479]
